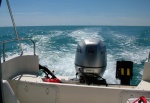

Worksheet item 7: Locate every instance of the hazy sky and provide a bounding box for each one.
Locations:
[0,0,150,26]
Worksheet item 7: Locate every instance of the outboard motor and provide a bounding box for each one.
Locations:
[75,39,107,85]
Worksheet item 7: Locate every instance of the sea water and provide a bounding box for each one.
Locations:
[0,26,150,85]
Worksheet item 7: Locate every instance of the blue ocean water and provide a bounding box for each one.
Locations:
[0,26,150,85]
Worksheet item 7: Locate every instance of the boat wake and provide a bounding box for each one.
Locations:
[1,26,150,85]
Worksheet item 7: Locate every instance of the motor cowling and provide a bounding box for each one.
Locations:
[75,39,107,78]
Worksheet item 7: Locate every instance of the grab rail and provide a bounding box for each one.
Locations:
[0,38,36,62]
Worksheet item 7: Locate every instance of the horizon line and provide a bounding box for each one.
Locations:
[1,24,150,28]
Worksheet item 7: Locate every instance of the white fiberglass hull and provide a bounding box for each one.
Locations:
[1,55,150,103]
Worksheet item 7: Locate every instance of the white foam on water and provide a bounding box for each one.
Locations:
[108,30,150,84]
[33,27,106,79]
[2,27,149,85]
[69,27,104,42]
[111,32,149,65]
[111,33,137,47]
[119,48,149,64]
[103,54,120,84]
[1,43,35,63]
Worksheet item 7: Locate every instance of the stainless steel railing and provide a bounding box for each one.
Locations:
[0,38,36,62]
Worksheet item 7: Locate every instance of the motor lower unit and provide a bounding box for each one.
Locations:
[75,39,107,85]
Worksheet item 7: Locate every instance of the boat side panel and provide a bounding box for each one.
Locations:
[119,90,150,102]
[57,84,122,103]
[16,82,59,103]
[142,62,150,82]
[9,79,150,103]
[3,80,20,103]
[48,84,150,103]
[136,80,150,91]
[2,55,39,80]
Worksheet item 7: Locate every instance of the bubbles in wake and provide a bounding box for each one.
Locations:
[31,27,105,78]
[105,28,150,85]
[69,27,104,42]
[112,33,136,47]
[2,26,149,85]
[103,54,120,84]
